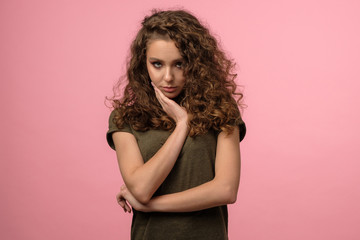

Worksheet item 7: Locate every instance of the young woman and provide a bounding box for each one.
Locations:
[106,9,246,240]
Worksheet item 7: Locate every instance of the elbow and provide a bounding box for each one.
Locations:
[225,188,238,204]
[228,191,237,204]
[126,179,154,204]
[131,187,152,205]
[221,184,238,204]
[137,195,151,205]
[213,176,239,204]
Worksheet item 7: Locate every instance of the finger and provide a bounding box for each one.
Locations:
[117,196,131,213]
[155,87,171,104]
[117,199,125,207]
[116,191,127,205]
[124,201,132,213]
[116,194,125,207]
[117,198,127,213]
[154,88,167,109]
[119,200,127,212]
[151,82,162,94]
[116,192,121,201]
[152,83,170,103]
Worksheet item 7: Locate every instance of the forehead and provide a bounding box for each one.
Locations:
[146,39,182,60]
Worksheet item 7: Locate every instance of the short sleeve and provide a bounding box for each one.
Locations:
[219,104,246,142]
[214,117,246,142]
[106,109,133,150]
[238,119,246,142]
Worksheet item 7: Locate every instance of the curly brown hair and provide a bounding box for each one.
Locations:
[108,9,244,136]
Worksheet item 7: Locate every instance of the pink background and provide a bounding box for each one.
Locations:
[1,0,359,239]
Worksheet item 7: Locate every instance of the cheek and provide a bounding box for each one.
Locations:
[147,69,161,87]
[176,73,186,84]
[147,69,156,81]
[146,65,155,81]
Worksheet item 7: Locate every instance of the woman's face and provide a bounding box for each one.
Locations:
[146,39,185,99]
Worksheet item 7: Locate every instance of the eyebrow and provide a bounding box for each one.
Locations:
[148,57,183,62]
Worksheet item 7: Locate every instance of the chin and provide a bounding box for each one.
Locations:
[166,95,178,99]
[163,92,179,99]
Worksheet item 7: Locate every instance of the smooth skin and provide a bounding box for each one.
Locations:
[146,39,186,99]
[114,39,241,213]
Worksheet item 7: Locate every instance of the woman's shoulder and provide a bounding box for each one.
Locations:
[108,108,119,122]
[108,108,133,130]
[106,108,133,150]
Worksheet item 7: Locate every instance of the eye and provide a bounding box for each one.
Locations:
[175,62,183,69]
[151,62,162,68]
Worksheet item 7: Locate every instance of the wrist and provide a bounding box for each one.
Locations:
[176,117,189,126]
[175,120,189,133]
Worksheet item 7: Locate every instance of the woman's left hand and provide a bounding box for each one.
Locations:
[116,185,149,213]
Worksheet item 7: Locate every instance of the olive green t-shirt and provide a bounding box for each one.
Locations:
[106,110,246,240]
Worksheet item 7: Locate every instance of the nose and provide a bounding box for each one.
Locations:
[163,67,174,82]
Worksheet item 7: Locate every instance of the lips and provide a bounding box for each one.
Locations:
[162,86,177,93]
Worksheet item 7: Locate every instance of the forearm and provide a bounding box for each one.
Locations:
[143,178,238,212]
[118,128,242,212]
[127,122,188,203]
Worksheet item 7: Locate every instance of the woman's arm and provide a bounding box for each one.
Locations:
[113,85,189,205]
[117,127,241,212]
